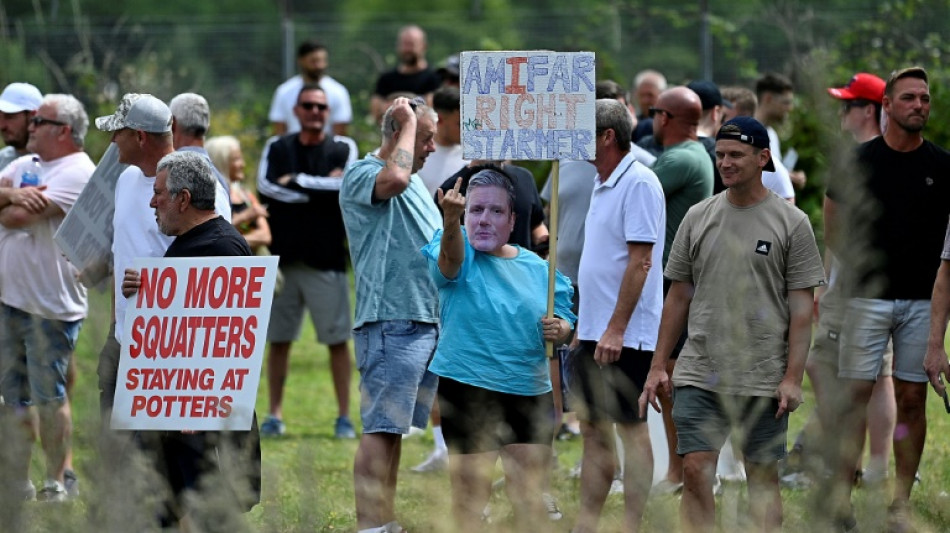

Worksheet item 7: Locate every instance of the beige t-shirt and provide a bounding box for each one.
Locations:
[665,192,825,397]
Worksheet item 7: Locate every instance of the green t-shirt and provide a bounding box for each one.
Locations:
[651,140,714,267]
[664,192,825,396]
[340,155,441,328]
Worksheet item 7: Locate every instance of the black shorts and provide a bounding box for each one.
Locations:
[438,377,555,454]
[570,340,652,423]
[663,277,688,360]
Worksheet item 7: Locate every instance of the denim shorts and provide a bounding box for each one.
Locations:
[672,385,787,463]
[838,298,929,382]
[354,320,438,434]
[0,304,82,406]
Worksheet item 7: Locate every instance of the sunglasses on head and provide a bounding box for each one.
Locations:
[298,102,328,111]
[390,96,428,131]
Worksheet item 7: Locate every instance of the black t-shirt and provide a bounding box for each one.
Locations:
[258,133,351,271]
[374,68,441,97]
[165,216,252,258]
[437,165,545,250]
[826,136,950,299]
[156,215,259,515]
[635,135,664,159]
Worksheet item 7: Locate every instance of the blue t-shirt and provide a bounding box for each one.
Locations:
[340,154,441,328]
[422,228,576,396]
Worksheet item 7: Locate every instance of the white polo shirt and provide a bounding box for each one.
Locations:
[268,74,353,135]
[577,152,666,350]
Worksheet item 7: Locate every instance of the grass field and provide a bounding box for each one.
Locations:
[14,288,950,532]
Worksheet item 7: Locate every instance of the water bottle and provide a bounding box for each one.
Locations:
[19,157,41,188]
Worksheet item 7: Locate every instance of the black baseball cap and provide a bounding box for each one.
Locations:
[716,116,776,171]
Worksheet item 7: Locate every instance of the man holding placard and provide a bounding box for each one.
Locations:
[120,151,261,530]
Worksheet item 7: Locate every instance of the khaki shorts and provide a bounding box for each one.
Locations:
[266,264,352,345]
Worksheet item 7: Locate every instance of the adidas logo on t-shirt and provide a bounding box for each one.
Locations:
[755,240,772,255]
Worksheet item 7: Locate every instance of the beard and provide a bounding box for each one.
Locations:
[400,51,420,67]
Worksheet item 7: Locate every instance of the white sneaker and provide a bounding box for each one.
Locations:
[401,426,426,440]
[609,479,624,495]
[411,449,448,472]
[652,479,684,495]
[542,492,563,521]
[37,480,67,502]
[19,480,36,501]
[861,467,889,487]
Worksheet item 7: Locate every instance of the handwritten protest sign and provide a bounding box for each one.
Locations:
[111,256,278,431]
[460,51,596,161]
[54,143,128,287]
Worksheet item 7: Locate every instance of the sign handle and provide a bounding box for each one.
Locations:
[546,160,560,359]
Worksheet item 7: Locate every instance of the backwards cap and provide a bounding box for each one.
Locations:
[716,116,776,171]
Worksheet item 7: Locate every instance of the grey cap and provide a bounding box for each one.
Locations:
[0,83,43,113]
[95,93,173,133]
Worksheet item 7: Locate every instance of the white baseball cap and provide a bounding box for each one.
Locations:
[0,83,43,113]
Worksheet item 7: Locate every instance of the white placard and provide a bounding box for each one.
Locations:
[111,256,278,431]
[460,50,596,161]
[54,144,128,287]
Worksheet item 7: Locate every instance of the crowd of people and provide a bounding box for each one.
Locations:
[1,21,949,533]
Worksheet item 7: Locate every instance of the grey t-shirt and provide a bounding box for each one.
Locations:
[340,154,441,328]
[665,192,825,396]
[540,160,596,283]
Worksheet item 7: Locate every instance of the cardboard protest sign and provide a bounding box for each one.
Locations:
[111,256,278,431]
[54,143,128,287]
[460,51,596,161]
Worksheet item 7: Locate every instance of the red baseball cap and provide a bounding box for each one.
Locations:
[827,73,885,103]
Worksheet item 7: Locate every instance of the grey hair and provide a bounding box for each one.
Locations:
[595,98,632,151]
[169,93,210,137]
[45,94,88,148]
[205,135,241,178]
[467,168,516,214]
[381,96,437,143]
[634,69,667,90]
[157,151,217,210]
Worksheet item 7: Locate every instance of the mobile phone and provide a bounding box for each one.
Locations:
[943,389,950,414]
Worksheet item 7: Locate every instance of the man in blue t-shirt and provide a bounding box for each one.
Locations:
[340,96,440,533]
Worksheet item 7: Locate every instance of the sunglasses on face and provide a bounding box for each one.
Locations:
[841,100,873,113]
[31,116,67,127]
[649,107,675,120]
[298,102,329,111]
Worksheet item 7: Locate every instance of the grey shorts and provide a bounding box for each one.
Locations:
[838,298,928,382]
[808,318,893,378]
[97,322,121,413]
[672,385,788,464]
[266,264,352,345]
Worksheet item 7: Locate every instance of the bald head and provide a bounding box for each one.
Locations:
[397,25,427,68]
[652,86,702,146]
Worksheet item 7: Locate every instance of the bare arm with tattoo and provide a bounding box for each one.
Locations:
[374,97,419,200]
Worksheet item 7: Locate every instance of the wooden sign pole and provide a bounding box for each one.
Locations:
[546,159,560,358]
